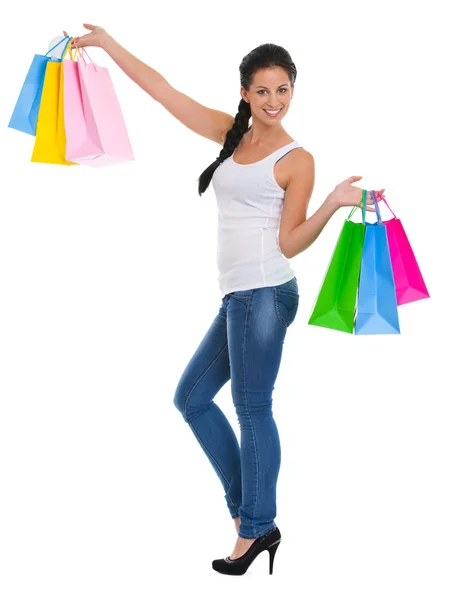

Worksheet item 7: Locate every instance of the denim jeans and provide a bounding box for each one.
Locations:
[173,277,299,539]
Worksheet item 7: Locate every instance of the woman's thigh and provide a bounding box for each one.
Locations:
[173,299,231,420]
[225,278,300,403]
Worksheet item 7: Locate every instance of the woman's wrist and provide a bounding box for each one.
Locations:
[324,192,341,213]
[100,33,115,51]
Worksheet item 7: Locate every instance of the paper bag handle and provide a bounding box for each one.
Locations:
[375,191,397,219]
[371,190,382,223]
[45,35,71,60]
[61,37,78,61]
[347,189,368,223]
[348,189,385,224]
[71,39,97,71]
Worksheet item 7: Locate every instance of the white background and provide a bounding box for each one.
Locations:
[0,1,458,598]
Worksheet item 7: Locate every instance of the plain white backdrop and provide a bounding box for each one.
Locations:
[0,1,458,598]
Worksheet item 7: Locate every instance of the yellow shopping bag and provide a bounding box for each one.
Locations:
[31,38,77,166]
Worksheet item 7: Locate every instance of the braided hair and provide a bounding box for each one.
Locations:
[197,43,297,196]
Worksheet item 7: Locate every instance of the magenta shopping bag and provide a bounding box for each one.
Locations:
[65,47,134,167]
[375,191,429,306]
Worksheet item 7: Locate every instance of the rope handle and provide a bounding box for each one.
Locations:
[347,189,396,223]
[371,190,382,223]
[71,38,97,71]
[347,189,367,223]
[375,191,397,219]
[45,35,71,60]
[61,37,78,61]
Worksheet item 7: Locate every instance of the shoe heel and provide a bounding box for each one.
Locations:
[268,539,281,575]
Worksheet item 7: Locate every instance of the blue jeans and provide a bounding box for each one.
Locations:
[173,277,299,539]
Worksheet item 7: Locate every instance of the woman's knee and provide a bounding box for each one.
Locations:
[173,381,188,417]
[173,380,207,422]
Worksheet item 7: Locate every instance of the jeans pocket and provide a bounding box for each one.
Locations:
[275,277,298,294]
[274,287,299,328]
[228,289,253,301]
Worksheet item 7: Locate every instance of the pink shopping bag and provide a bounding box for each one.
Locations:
[62,46,104,162]
[65,46,134,167]
[375,191,429,306]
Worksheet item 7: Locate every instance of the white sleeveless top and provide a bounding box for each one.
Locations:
[212,140,302,299]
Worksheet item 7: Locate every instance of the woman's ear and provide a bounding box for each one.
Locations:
[240,87,249,104]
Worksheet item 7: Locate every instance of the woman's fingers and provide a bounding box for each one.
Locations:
[368,189,386,200]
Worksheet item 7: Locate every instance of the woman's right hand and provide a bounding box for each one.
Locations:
[62,23,110,49]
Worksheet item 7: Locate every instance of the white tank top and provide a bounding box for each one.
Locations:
[212,140,302,299]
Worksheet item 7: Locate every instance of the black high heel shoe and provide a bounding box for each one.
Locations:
[212,526,281,575]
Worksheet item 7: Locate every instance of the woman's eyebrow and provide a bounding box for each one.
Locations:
[255,84,289,89]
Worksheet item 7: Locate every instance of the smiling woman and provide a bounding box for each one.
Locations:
[67,26,386,576]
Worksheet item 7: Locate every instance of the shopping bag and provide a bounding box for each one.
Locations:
[68,47,134,166]
[31,38,77,166]
[8,36,71,136]
[62,45,103,162]
[355,191,400,335]
[375,191,430,306]
[57,41,79,160]
[308,189,367,334]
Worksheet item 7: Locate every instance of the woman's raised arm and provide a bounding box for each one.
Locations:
[69,24,234,145]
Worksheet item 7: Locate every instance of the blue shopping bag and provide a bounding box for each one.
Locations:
[355,191,400,335]
[8,36,71,136]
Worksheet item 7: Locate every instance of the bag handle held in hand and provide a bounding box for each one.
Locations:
[371,190,382,223]
[347,189,367,223]
[61,37,78,61]
[348,189,387,224]
[71,39,98,71]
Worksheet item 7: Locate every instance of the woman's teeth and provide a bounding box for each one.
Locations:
[264,108,281,116]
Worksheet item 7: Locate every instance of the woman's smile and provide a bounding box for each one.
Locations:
[263,108,283,117]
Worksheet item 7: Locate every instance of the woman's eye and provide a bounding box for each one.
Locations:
[257,88,288,94]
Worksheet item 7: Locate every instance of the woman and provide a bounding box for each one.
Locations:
[68,24,384,576]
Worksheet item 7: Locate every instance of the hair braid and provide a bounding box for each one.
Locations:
[197,99,251,196]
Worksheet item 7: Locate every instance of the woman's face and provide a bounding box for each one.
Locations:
[241,67,294,125]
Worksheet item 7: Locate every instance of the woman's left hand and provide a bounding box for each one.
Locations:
[329,176,385,212]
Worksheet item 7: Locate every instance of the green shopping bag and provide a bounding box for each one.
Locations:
[308,190,367,334]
